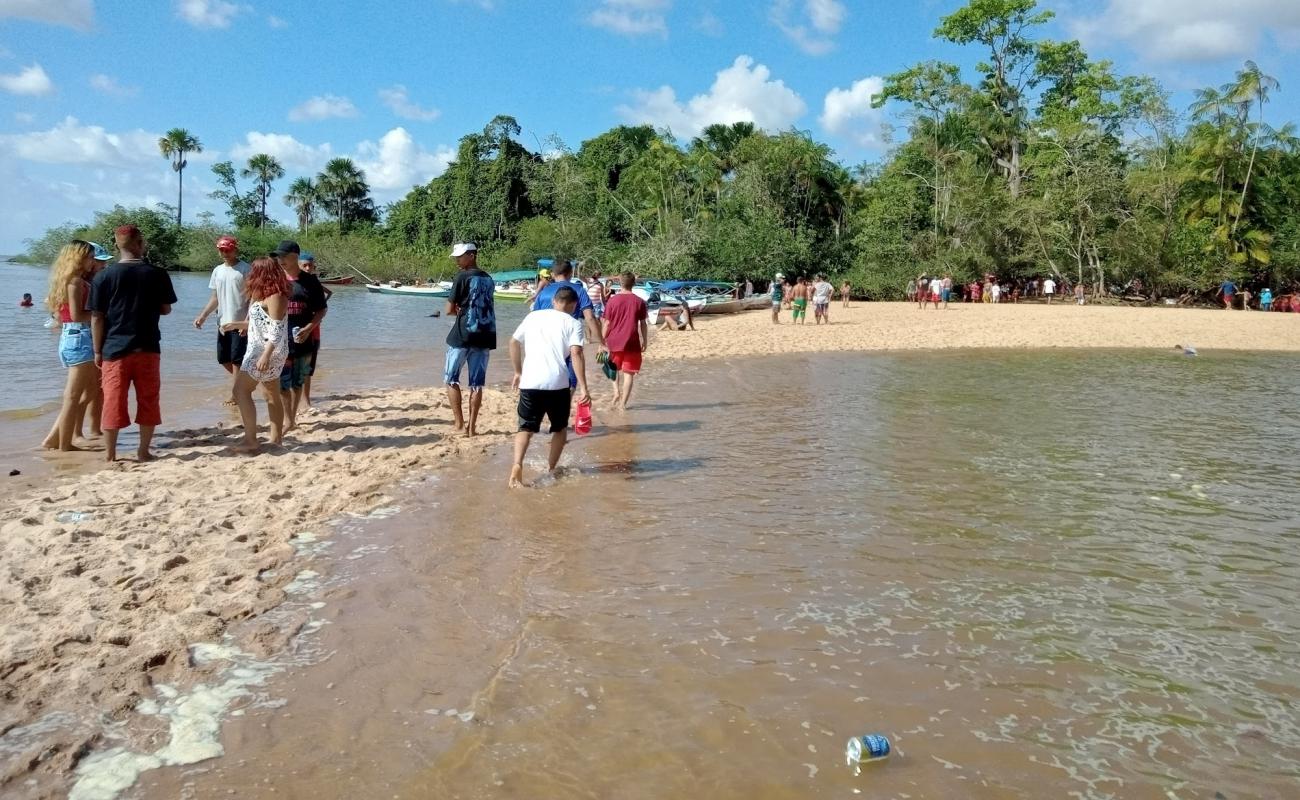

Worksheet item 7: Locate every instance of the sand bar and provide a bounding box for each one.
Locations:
[649,302,1300,359]
[0,388,515,793]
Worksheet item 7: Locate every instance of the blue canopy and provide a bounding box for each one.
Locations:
[491,269,539,282]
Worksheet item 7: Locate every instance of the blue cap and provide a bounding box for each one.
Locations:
[300,251,314,262]
[89,242,112,261]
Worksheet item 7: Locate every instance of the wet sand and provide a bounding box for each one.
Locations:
[0,388,515,796]
[651,302,1300,359]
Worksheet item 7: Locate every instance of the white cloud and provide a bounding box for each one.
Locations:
[1066,1,1300,63]
[287,94,359,122]
[0,63,54,96]
[0,116,159,167]
[588,0,671,37]
[378,85,440,122]
[89,73,138,97]
[176,0,243,29]
[14,111,36,124]
[617,55,806,138]
[355,127,454,193]
[267,14,287,28]
[820,76,888,150]
[0,0,93,30]
[770,0,846,56]
[229,132,332,171]
[696,11,723,36]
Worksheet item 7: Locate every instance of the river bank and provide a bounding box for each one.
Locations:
[648,301,1300,359]
[0,388,516,796]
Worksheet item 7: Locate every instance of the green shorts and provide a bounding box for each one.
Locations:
[792,298,807,319]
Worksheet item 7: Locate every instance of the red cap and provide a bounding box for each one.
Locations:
[216,235,238,251]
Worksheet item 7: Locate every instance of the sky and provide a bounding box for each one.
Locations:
[1,0,1299,254]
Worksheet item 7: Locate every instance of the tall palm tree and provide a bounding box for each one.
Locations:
[158,128,203,227]
[1227,61,1280,235]
[283,177,318,232]
[241,154,285,229]
[317,157,369,229]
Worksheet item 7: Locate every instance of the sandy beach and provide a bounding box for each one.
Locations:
[2,302,1298,797]
[0,388,515,793]
[650,302,1300,359]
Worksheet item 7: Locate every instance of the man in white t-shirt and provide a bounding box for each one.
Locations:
[812,274,835,324]
[927,276,943,310]
[1042,277,1057,304]
[193,235,250,402]
[509,285,590,488]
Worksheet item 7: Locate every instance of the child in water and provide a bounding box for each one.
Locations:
[19,293,34,307]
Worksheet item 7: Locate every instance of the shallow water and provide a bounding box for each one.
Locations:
[121,349,1300,800]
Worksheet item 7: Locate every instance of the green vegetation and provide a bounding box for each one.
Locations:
[19,1,1300,299]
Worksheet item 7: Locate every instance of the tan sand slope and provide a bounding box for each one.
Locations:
[650,302,1300,359]
[0,388,515,792]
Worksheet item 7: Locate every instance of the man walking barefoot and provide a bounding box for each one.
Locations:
[812,274,834,324]
[276,240,327,432]
[444,242,496,436]
[509,286,589,488]
[770,272,785,324]
[299,252,332,413]
[193,235,249,405]
[89,224,177,462]
[601,272,648,410]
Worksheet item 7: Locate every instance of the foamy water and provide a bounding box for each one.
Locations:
[116,349,1300,799]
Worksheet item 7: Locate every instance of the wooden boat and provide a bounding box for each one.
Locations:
[365,281,451,297]
[320,275,354,286]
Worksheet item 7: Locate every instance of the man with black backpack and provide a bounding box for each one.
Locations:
[444,242,496,436]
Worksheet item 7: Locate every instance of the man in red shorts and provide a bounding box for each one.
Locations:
[601,271,649,411]
[89,224,177,462]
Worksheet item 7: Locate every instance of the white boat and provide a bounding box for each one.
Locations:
[365,281,452,297]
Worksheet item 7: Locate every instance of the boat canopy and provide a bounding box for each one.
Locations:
[491,269,539,282]
[655,280,736,293]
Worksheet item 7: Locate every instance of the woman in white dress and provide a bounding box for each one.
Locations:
[221,257,289,453]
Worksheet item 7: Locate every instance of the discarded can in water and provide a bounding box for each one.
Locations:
[846,733,891,767]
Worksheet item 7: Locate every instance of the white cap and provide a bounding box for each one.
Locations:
[450,242,478,257]
[775,272,785,279]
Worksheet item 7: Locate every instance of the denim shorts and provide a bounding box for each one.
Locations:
[59,323,94,367]
[444,347,489,389]
[279,354,312,391]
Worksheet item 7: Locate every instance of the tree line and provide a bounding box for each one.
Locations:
[21,0,1300,300]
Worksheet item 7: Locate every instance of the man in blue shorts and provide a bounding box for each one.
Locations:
[444,242,496,435]
[531,258,607,384]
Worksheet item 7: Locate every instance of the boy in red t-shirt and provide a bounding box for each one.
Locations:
[600,272,649,411]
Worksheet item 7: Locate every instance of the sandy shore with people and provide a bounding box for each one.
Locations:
[0,388,515,792]
[649,302,1300,359]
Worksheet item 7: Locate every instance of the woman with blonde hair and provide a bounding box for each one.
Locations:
[220,256,290,453]
[42,240,108,450]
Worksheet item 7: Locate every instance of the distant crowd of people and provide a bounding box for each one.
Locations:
[768,273,849,324]
[906,274,1079,306]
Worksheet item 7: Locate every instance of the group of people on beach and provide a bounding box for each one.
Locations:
[769,273,848,324]
[907,274,1078,307]
[437,244,650,487]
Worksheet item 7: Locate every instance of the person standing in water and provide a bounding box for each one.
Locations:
[20,293,35,307]
[509,286,589,488]
[298,252,332,413]
[193,235,249,405]
[276,240,327,432]
[88,225,177,463]
[444,242,496,436]
[601,272,649,411]
[220,257,289,453]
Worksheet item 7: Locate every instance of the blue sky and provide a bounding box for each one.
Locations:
[1,0,1298,253]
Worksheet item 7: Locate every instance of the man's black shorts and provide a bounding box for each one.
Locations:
[517,388,571,433]
[217,330,247,366]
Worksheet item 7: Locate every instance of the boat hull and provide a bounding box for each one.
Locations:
[320,276,354,286]
[365,284,450,297]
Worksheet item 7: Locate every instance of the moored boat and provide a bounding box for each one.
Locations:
[320,275,354,286]
[365,281,452,297]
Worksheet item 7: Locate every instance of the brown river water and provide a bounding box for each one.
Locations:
[73,348,1298,800]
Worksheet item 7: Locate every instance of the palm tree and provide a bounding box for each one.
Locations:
[241,154,285,229]
[316,158,370,230]
[158,128,203,227]
[1227,61,1280,235]
[283,177,318,232]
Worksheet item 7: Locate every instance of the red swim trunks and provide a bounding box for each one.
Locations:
[101,352,161,430]
[610,349,643,374]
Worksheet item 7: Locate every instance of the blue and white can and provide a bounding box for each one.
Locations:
[846,733,891,766]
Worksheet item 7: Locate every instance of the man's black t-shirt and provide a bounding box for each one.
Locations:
[88,259,178,361]
[286,271,328,357]
[445,267,497,350]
